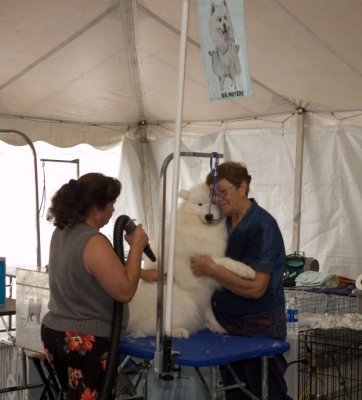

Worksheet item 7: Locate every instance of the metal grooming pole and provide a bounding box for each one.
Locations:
[40,158,80,178]
[0,129,41,270]
[154,151,223,378]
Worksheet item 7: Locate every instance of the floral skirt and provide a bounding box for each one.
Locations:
[41,323,109,400]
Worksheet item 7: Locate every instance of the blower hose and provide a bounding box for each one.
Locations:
[99,215,130,400]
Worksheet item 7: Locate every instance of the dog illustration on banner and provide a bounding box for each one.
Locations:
[208,0,242,92]
[27,297,42,324]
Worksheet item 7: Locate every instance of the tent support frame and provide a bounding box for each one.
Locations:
[153,0,190,378]
[292,108,305,252]
[139,123,154,240]
[0,130,41,269]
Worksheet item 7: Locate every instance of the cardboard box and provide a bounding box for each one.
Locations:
[16,268,49,352]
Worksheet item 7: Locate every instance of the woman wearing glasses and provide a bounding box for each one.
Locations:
[191,162,291,400]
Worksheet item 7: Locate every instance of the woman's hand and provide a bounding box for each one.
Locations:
[125,224,149,253]
[190,255,216,277]
[140,268,167,283]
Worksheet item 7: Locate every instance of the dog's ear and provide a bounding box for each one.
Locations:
[178,188,189,200]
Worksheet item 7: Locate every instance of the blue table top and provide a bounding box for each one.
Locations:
[121,329,290,367]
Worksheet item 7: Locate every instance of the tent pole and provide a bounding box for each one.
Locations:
[138,122,154,240]
[292,109,305,253]
[164,0,189,339]
[0,130,41,270]
[154,0,189,377]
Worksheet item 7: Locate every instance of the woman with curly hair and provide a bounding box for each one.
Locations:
[41,172,149,399]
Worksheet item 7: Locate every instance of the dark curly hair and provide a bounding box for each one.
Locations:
[206,162,252,195]
[47,173,121,229]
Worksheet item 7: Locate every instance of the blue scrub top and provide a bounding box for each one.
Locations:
[212,199,286,320]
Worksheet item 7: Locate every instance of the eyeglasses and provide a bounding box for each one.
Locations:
[210,185,235,199]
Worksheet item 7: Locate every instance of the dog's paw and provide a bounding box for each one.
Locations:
[214,257,256,280]
[171,327,190,339]
[240,265,256,280]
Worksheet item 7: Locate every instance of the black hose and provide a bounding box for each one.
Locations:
[99,215,130,400]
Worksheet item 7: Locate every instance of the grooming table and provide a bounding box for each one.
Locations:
[120,329,290,400]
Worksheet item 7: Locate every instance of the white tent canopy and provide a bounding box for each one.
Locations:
[0,0,362,144]
[0,0,361,280]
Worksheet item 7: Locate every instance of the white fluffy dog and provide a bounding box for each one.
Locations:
[126,182,255,338]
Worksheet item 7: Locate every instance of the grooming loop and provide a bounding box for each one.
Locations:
[209,152,220,200]
[206,152,223,223]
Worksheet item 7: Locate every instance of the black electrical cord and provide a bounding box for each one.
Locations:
[99,215,130,400]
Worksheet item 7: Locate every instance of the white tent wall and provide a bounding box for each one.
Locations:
[300,113,362,278]
[0,142,37,269]
[144,112,362,280]
[144,115,295,267]
[0,140,124,270]
[0,111,361,279]
[115,137,148,232]
[224,117,296,253]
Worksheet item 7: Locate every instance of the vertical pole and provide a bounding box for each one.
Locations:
[139,122,155,240]
[292,109,305,253]
[154,0,190,377]
[0,130,41,269]
[164,0,190,337]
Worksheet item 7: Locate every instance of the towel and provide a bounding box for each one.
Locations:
[295,270,339,288]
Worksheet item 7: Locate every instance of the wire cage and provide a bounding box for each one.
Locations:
[284,289,357,316]
[0,342,27,400]
[298,328,362,400]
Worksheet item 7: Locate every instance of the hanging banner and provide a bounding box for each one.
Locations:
[197,0,253,100]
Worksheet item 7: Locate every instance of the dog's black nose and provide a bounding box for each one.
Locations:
[205,213,214,222]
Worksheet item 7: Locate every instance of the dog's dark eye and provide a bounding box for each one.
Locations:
[198,203,203,207]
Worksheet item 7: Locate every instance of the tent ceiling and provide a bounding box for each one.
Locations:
[0,0,361,130]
